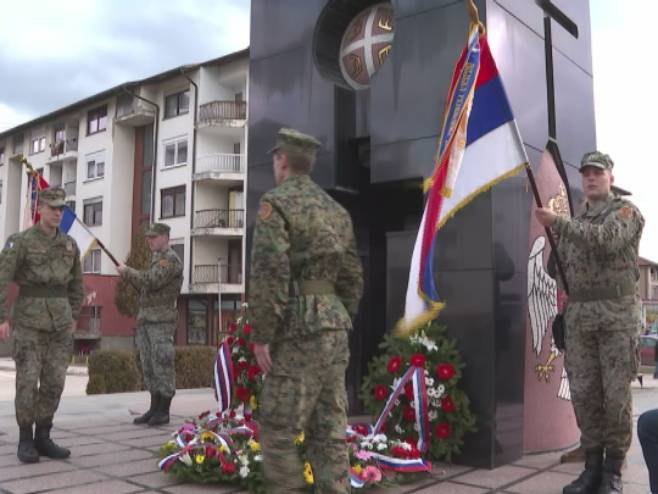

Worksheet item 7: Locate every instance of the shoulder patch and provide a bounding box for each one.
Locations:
[258,201,273,220]
[618,206,633,220]
[3,239,14,251]
[65,240,73,252]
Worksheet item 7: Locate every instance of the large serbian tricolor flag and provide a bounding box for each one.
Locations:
[396,25,528,336]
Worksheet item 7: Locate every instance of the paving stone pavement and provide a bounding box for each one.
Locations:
[0,380,653,493]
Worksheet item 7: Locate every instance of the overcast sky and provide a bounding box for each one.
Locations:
[1,1,655,259]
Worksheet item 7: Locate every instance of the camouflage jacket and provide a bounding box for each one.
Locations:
[0,225,83,332]
[122,246,183,323]
[553,194,644,333]
[249,174,364,344]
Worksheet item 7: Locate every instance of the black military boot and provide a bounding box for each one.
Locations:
[17,425,39,463]
[598,454,624,494]
[563,448,603,494]
[148,394,172,426]
[34,423,71,459]
[133,392,159,425]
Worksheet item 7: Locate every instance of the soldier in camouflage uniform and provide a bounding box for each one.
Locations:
[0,188,83,463]
[536,152,644,494]
[117,222,183,426]
[250,128,364,493]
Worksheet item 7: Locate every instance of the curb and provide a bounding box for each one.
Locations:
[0,363,88,377]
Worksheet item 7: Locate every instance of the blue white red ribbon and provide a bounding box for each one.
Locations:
[213,341,234,412]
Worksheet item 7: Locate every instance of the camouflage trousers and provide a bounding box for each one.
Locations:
[565,328,639,456]
[136,321,176,398]
[259,330,350,494]
[12,326,73,427]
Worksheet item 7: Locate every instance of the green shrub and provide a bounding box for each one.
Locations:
[86,345,216,394]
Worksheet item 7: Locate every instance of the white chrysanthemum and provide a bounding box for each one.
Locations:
[437,384,446,394]
[377,442,388,451]
[239,465,250,478]
[238,454,249,465]
[425,377,435,387]
[254,454,263,462]
[373,434,387,443]
[394,425,404,434]
[361,440,373,450]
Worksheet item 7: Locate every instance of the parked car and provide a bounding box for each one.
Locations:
[639,334,658,366]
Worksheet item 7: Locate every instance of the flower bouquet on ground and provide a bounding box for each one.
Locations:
[360,321,477,461]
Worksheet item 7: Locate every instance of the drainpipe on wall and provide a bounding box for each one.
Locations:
[121,86,160,224]
[179,69,199,288]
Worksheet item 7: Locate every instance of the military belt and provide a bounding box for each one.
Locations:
[569,280,636,302]
[19,285,68,298]
[290,280,335,296]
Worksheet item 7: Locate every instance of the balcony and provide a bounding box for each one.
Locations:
[198,101,247,129]
[192,209,244,236]
[47,138,78,164]
[115,96,156,126]
[194,153,245,181]
[64,181,76,197]
[191,264,243,294]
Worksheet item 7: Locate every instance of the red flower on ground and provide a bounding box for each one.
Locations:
[441,396,456,413]
[435,422,451,439]
[226,336,234,346]
[236,387,250,402]
[236,361,249,372]
[205,444,217,459]
[237,337,246,347]
[403,406,416,422]
[373,384,388,401]
[436,363,455,381]
[387,355,402,374]
[227,322,237,333]
[353,424,370,436]
[247,365,261,381]
[410,353,426,367]
[221,461,236,474]
[242,323,252,335]
[404,382,414,401]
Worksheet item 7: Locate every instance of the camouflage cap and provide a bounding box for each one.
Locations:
[39,187,66,207]
[580,151,614,172]
[267,128,322,157]
[145,222,171,237]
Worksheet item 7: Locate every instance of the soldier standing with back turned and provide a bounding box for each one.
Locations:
[250,128,364,493]
[0,187,83,463]
[536,151,644,494]
[117,223,183,426]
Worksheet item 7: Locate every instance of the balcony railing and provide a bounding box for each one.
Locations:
[64,181,76,196]
[194,264,242,284]
[194,209,244,229]
[50,138,78,157]
[199,101,247,124]
[197,153,244,174]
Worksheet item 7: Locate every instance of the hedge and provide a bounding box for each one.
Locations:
[87,345,216,395]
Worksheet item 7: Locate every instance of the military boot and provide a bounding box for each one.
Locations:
[17,425,39,463]
[34,423,71,459]
[598,454,624,494]
[563,448,603,494]
[148,394,172,426]
[133,392,159,425]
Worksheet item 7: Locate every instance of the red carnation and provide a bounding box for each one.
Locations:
[236,387,250,402]
[226,336,234,346]
[435,422,451,439]
[242,323,252,335]
[238,337,246,347]
[404,382,414,401]
[441,396,456,413]
[221,461,236,474]
[410,353,426,367]
[387,355,402,374]
[373,384,388,401]
[236,361,249,372]
[205,444,217,459]
[248,343,255,353]
[247,365,261,381]
[353,424,370,436]
[228,322,237,333]
[403,406,416,422]
[436,363,455,381]
[244,413,252,421]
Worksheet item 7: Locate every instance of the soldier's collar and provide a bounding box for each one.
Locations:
[584,193,613,217]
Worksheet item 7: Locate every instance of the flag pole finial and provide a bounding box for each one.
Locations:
[465,0,486,35]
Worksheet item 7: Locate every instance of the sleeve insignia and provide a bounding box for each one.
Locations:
[66,240,73,252]
[618,206,633,220]
[3,240,14,251]
[258,201,273,221]
[159,259,170,268]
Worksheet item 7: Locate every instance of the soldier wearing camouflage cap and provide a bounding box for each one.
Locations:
[536,151,644,494]
[0,186,83,463]
[250,128,363,493]
[117,222,183,426]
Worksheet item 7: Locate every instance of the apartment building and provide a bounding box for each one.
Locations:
[0,48,249,354]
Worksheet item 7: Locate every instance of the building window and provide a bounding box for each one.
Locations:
[12,134,23,154]
[83,199,103,226]
[54,124,65,143]
[0,147,5,164]
[86,159,105,179]
[87,105,108,135]
[187,299,207,345]
[164,139,188,167]
[31,136,46,154]
[164,90,190,119]
[66,200,76,212]
[161,186,185,218]
[171,242,184,263]
[83,248,102,273]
